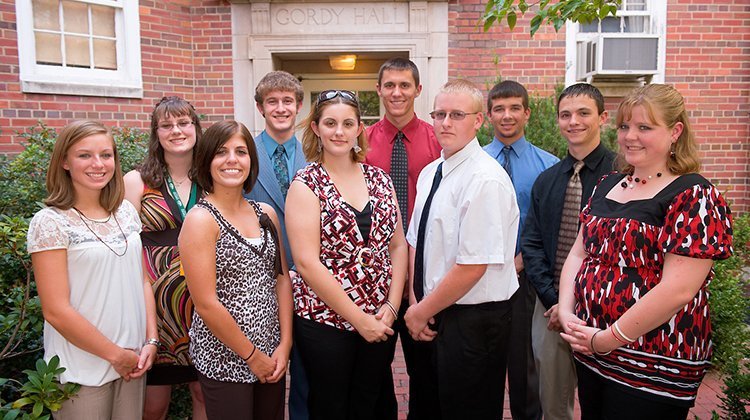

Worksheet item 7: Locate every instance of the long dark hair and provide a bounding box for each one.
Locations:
[139,96,202,188]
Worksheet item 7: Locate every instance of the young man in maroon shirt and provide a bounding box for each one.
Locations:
[365,57,441,419]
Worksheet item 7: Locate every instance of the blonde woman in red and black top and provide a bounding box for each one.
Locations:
[286,90,408,420]
[558,84,733,420]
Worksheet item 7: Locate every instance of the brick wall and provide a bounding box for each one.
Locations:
[448,0,566,95]
[448,0,749,213]
[664,0,749,212]
[0,0,234,154]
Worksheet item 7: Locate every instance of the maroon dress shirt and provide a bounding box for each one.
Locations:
[365,115,441,226]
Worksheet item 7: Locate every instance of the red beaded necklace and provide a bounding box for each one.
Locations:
[620,172,662,189]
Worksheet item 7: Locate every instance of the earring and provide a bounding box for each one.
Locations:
[670,144,676,158]
[317,137,322,153]
[353,144,362,153]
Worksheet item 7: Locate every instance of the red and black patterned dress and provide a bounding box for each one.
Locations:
[293,162,398,331]
[573,172,733,406]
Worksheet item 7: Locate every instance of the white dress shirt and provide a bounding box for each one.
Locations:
[407,138,520,305]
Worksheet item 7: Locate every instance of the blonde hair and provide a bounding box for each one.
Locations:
[45,120,124,212]
[300,95,368,163]
[615,84,700,175]
[437,79,485,113]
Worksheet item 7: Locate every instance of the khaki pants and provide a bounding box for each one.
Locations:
[531,298,577,420]
[54,377,145,420]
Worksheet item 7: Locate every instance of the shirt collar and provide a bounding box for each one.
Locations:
[380,114,422,143]
[441,138,481,176]
[261,130,296,156]
[487,135,529,159]
[561,142,608,173]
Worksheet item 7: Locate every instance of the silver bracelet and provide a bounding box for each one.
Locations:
[614,321,636,343]
[384,300,398,319]
[144,338,161,347]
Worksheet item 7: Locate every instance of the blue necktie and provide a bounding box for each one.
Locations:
[502,145,513,181]
[272,144,289,197]
[414,162,443,302]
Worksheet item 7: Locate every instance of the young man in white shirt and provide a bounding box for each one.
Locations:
[405,79,520,419]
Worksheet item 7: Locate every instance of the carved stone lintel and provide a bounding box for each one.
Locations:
[410,1,428,33]
[251,2,271,34]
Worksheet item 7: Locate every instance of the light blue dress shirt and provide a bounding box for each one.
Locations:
[260,130,297,182]
[484,136,559,253]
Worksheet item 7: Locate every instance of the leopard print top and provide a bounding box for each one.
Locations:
[188,199,280,383]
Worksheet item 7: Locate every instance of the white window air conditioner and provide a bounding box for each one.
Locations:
[577,34,659,82]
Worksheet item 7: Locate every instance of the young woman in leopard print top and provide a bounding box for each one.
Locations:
[179,120,293,420]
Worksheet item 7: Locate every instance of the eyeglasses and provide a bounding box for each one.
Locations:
[157,121,194,132]
[317,90,358,105]
[429,110,480,121]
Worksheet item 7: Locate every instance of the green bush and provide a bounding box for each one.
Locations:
[0,356,80,419]
[710,213,750,419]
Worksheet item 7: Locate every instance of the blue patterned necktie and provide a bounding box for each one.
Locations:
[391,131,409,233]
[272,144,289,197]
[502,145,513,181]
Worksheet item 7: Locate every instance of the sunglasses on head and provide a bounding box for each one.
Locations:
[317,90,358,105]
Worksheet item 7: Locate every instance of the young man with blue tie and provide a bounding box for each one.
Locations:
[246,70,309,420]
[484,80,559,420]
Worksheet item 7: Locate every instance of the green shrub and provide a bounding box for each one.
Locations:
[0,356,80,419]
[710,213,750,419]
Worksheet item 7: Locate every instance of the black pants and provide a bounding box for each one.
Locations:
[507,271,542,420]
[378,300,440,420]
[293,316,397,420]
[433,300,513,420]
[576,361,690,420]
[197,372,285,420]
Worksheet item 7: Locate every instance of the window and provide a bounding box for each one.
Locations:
[565,0,666,86]
[16,0,142,98]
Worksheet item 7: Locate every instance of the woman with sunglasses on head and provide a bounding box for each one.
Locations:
[286,90,408,419]
[179,120,293,420]
[558,84,733,419]
[28,120,157,419]
[124,97,207,420]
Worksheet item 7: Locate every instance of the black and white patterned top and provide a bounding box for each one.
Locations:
[188,199,281,383]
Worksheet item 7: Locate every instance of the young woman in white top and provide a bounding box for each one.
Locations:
[27,120,158,419]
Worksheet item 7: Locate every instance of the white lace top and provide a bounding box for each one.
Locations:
[27,200,146,386]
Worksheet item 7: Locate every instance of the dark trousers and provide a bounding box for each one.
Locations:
[433,300,513,420]
[576,361,690,420]
[288,344,309,420]
[197,372,285,420]
[507,271,542,420]
[376,299,442,420]
[294,316,397,420]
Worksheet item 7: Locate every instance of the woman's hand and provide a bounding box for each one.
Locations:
[355,313,394,343]
[247,351,275,383]
[558,308,586,335]
[561,323,620,356]
[266,346,290,383]
[375,305,396,328]
[109,348,140,380]
[130,343,158,379]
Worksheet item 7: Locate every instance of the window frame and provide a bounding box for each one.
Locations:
[15,0,143,98]
[565,0,667,85]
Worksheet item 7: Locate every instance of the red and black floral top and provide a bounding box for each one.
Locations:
[574,173,733,406]
[293,162,398,331]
